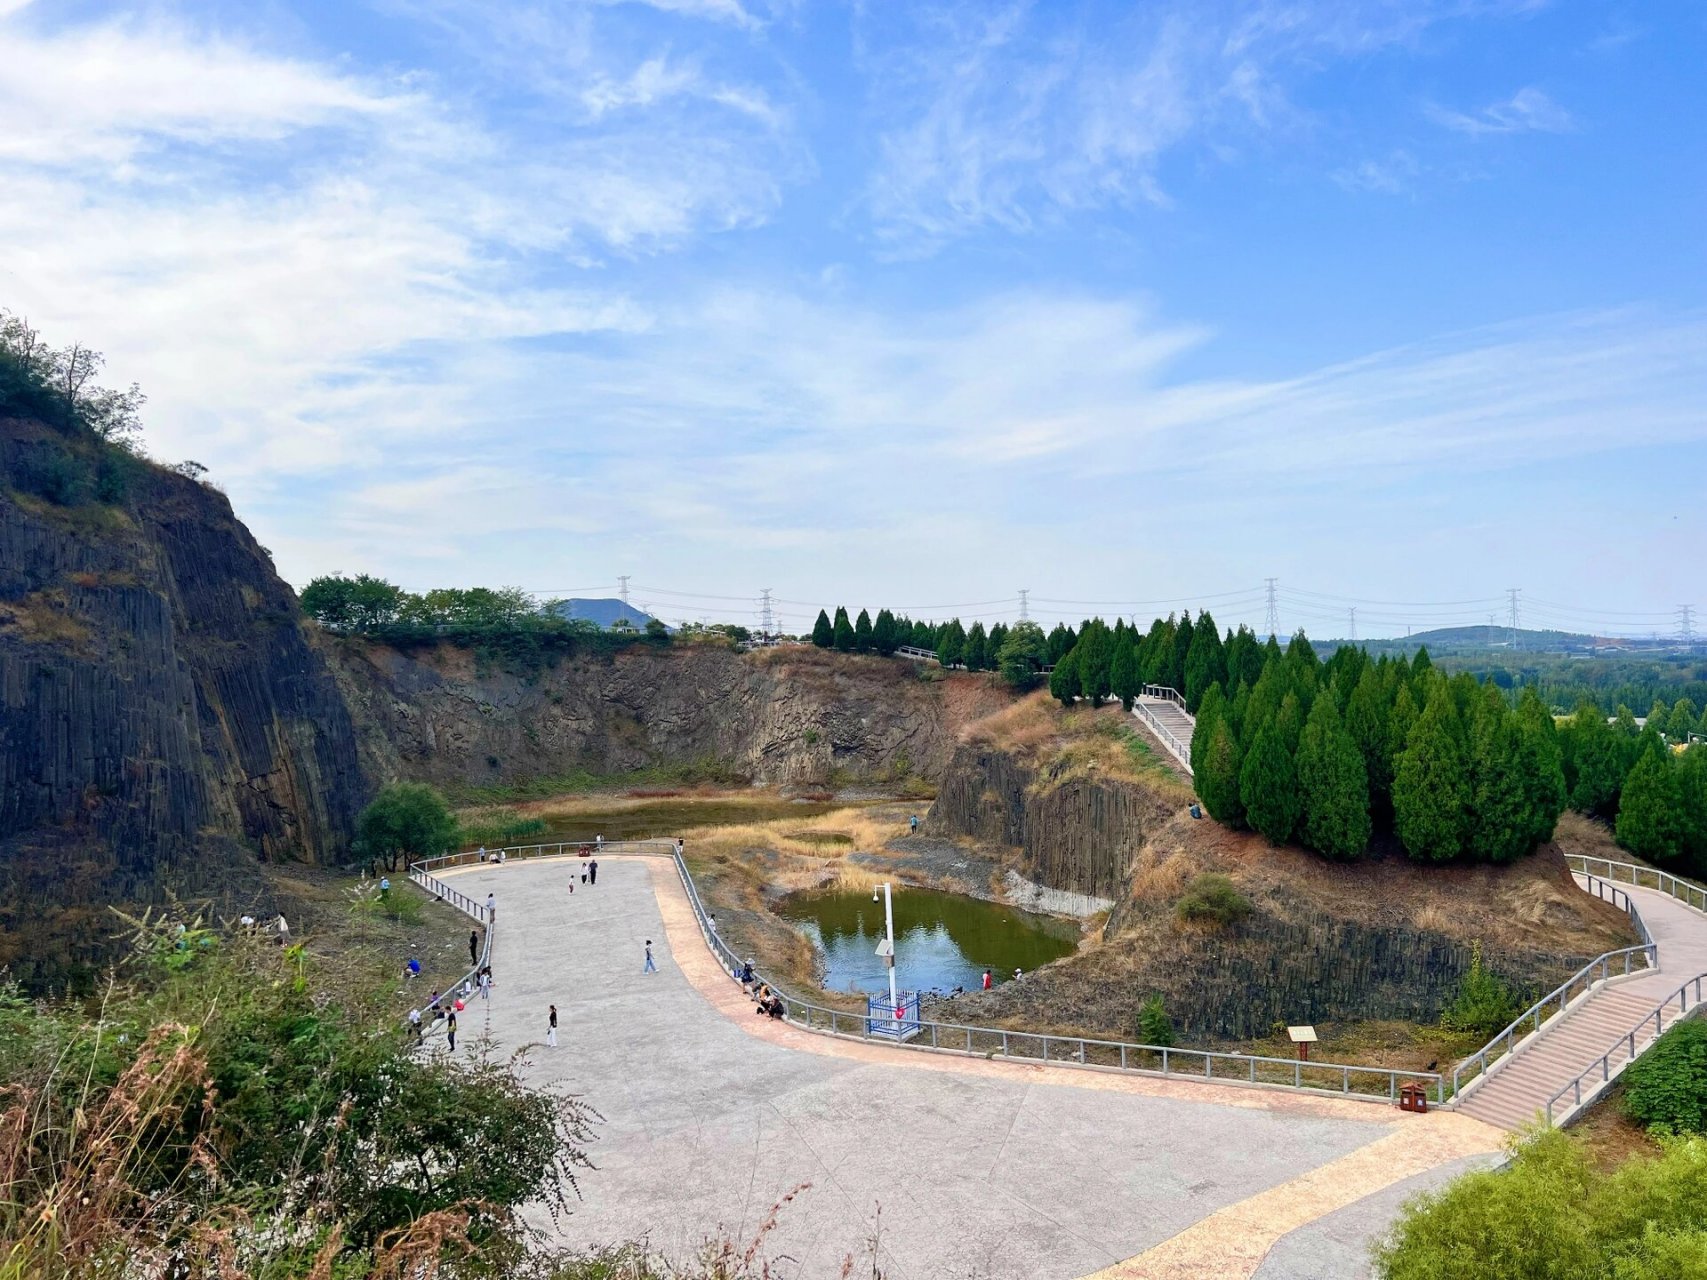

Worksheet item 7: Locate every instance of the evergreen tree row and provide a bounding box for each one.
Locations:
[1046,610,1261,713]
[807,607,1020,669]
[1188,635,1568,864]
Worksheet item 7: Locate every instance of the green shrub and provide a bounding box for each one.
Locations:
[1137,994,1174,1047]
[15,444,90,505]
[1439,942,1523,1038]
[1375,1128,1707,1280]
[1625,1020,1707,1134]
[1174,873,1252,926]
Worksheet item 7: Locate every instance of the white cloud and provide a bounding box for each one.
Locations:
[1332,150,1421,194]
[1427,86,1574,136]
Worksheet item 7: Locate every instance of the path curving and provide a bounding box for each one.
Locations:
[434,855,1501,1279]
[1454,875,1707,1131]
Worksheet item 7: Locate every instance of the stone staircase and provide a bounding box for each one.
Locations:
[1455,874,1707,1130]
[1132,685,1196,774]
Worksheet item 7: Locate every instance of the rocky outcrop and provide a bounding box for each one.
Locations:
[927,735,1638,1039]
[329,641,1009,792]
[927,744,1176,900]
[0,418,368,987]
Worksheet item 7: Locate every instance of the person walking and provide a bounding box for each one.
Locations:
[485,892,495,922]
[408,1007,422,1042]
[643,939,657,974]
[446,1010,458,1051]
[595,833,604,852]
[982,969,992,991]
[468,929,479,966]
[546,1004,558,1047]
[479,968,492,1001]
[675,838,684,857]
[909,814,919,835]
[589,859,598,886]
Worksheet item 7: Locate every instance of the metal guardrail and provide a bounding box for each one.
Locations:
[404,866,494,1040]
[896,645,938,662]
[1545,973,1707,1125]
[407,837,1445,1106]
[1564,855,1707,917]
[1141,683,1186,708]
[1132,702,1194,774]
[1451,874,1655,1101]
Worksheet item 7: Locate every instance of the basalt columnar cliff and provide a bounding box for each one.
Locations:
[0,413,1010,985]
[0,418,369,985]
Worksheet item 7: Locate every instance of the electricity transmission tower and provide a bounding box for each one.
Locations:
[1018,589,1030,622]
[1264,578,1280,641]
[759,589,775,639]
[617,576,631,606]
[1681,605,1696,646]
[1507,588,1521,650]
[1347,607,1356,642]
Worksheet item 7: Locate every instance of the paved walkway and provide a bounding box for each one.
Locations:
[438,856,1501,1279]
[1456,875,1707,1130]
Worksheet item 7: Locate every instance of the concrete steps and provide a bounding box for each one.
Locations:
[1456,987,1679,1130]
[1132,692,1196,773]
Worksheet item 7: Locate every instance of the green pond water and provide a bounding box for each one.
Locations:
[779,886,1080,997]
[531,798,842,843]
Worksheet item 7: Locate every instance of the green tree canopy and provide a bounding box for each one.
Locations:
[964,621,989,671]
[811,608,834,647]
[355,782,457,873]
[854,607,874,653]
[1240,721,1301,845]
[1617,747,1684,865]
[1393,687,1471,862]
[1048,649,1081,706]
[1296,692,1371,859]
[1111,632,1140,711]
[832,606,855,652]
[937,617,966,667]
[997,620,1049,690]
[1183,611,1227,711]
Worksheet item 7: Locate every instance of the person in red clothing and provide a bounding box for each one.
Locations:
[982,969,992,990]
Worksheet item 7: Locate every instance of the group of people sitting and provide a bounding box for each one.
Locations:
[736,959,785,1020]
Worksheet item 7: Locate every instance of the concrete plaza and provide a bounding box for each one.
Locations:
[436,857,1501,1279]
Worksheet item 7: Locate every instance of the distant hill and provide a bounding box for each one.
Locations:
[548,597,665,630]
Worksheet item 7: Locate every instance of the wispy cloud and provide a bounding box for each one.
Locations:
[1427,85,1574,135]
[1332,149,1422,194]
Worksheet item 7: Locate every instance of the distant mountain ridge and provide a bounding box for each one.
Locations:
[549,597,664,630]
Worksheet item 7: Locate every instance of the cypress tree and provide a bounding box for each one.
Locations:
[1676,746,1707,876]
[1135,617,1168,685]
[1515,686,1567,848]
[937,618,966,668]
[1648,699,1673,738]
[1387,683,1419,764]
[1345,665,1393,819]
[1076,622,1114,706]
[1240,721,1301,845]
[1227,626,1265,690]
[1297,692,1370,859]
[1227,679,1251,746]
[854,608,874,653]
[1198,713,1246,827]
[1616,747,1683,865]
[1465,690,1531,864]
[1111,632,1140,711]
[832,607,855,652]
[1046,623,1076,663]
[1566,704,1624,817]
[1049,650,1080,706]
[1191,684,1227,776]
[1168,612,1194,692]
[988,623,1008,661]
[964,621,989,672]
[811,609,833,648]
[1393,687,1471,862]
[1183,611,1227,712]
[1275,691,1304,756]
[1670,698,1699,742]
[1242,654,1287,752]
[873,608,898,656]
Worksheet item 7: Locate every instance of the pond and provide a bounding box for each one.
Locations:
[778,886,1080,997]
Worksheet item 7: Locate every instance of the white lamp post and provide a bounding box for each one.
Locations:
[872,881,898,1011]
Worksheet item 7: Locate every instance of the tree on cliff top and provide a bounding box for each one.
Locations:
[811,609,833,647]
[1393,687,1471,862]
[854,607,874,653]
[997,620,1048,690]
[832,606,855,652]
[356,782,457,872]
[1297,692,1371,859]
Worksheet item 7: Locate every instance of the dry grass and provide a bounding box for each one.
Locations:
[0,591,93,652]
[960,692,1194,799]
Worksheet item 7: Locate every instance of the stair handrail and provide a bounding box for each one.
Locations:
[1544,973,1707,1125]
[1562,855,1707,918]
[1140,684,1187,709]
[1451,935,1656,1101]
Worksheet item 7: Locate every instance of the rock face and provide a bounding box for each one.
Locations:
[0,418,368,987]
[329,641,1008,793]
[928,738,1637,1039]
[927,743,1174,900]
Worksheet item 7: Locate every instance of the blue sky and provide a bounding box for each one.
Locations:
[1,0,1703,637]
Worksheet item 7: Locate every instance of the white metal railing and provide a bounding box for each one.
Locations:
[1132,703,1193,773]
[1564,855,1707,917]
[896,645,938,662]
[1545,974,1707,1125]
[1451,872,1656,1101]
[1140,684,1187,709]
[405,837,1444,1106]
